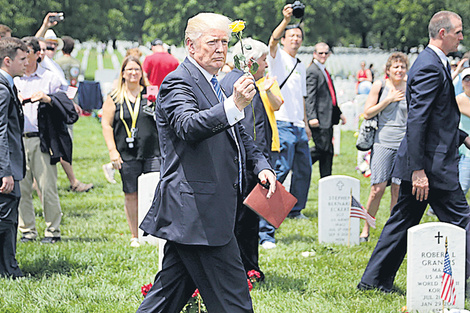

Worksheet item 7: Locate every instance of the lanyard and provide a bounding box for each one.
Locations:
[120,91,141,138]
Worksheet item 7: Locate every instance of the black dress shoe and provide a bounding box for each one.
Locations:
[357,282,374,290]
[40,237,61,244]
[357,281,392,293]
[20,236,36,243]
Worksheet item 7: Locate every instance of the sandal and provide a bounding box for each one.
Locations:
[70,181,94,192]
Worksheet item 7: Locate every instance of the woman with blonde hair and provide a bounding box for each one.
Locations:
[101,55,161,247]
[359,52,409,241]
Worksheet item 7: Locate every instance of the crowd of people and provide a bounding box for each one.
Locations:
[1,5,470,313]
[0,11,97,279]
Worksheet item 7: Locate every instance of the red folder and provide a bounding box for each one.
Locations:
[243,181,297,228]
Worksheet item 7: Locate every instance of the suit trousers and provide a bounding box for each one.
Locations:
[235,202,263,280]
[0,185,22,278]
[359,181,470,292]
[19,137,61,238]
[309,126,334,178]
[137,236,253,313]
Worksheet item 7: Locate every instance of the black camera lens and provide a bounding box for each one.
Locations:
[291,1,305,19]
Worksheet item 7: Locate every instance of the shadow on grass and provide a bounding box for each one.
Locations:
[304,211,318,219]
[62,211,94,219]
[57,186,99,193]
[279,233,317,245]
[259,272,309,293]
[62,237,107,243]
[390,285,406,296]
[356,284,406,297]
[21,254,84,278]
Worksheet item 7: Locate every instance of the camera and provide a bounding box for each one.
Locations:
[49,13,64,23]
[291,1,305,19]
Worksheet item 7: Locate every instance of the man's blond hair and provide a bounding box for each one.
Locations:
[185,13,231,47]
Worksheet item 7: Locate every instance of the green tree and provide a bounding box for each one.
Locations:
[331,0,375,47]
[448,0,470,48]
[143,0,220,45]
[371,0,446,51]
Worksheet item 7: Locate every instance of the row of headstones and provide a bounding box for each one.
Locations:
[137,173,466,312]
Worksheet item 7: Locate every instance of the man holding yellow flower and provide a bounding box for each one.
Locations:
[137,12,276,313]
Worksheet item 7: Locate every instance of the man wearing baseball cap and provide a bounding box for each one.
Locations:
[143,38,179,87]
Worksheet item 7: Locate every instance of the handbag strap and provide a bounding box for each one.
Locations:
[279,58,301,89]
[365,79,386,121]
[377,79,385,101]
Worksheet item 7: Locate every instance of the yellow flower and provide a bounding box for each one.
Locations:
[229,20,245,33]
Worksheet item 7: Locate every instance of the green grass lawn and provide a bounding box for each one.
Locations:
[75,49,84,65]
[103,51,114,70]
[116,49,124,64]
[84,49,98,81]
[0,117,465,312]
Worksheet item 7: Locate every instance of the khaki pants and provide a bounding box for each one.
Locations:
[18,137,61,238]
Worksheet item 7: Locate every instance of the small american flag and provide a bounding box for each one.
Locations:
[350,196,376,228]
[441,247,456,305]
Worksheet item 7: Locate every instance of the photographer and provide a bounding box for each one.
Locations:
[35,12,63,39]
[261,2,311,248]
[35,12,93,193]
[35,13,68,87]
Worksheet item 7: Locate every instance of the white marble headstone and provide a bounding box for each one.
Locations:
[407,222,465,312]
[333,125,341,156]
[318,175,360,245]
[137,172,166,271]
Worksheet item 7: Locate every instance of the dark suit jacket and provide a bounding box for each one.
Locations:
[392,46,461,191]
[220,69,273,190]
[0,73,25,193]
[140,58,271,246]
[305,62,341,129]
[38,92,78,165]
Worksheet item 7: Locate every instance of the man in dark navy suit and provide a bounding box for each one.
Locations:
[358,11,470,292]
[0,37,28,278]
[137,13,276,313]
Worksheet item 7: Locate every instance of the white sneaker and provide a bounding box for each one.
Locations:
[261,241,276,249]
[130,238,140,248]
[102,163,116,184]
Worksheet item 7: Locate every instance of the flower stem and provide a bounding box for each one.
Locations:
[251,101,256,141]
[198,294,201,313]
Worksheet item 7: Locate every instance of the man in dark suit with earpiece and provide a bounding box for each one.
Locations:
[0,37,28,278]
[358,11,470,293]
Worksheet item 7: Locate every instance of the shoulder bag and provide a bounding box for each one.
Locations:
[355,80,385,151]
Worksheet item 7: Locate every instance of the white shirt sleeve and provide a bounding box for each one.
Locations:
[223,95,245,126]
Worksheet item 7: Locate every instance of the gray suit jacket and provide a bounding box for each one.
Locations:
[305,62,341,129]
[0,73,25,195]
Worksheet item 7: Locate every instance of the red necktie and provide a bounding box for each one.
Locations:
[324,69,337,106]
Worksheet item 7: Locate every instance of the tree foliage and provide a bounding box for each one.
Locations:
[1,0,468,51]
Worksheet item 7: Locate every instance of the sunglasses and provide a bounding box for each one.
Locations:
[316,51,329,55]
[463,76,470,82]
